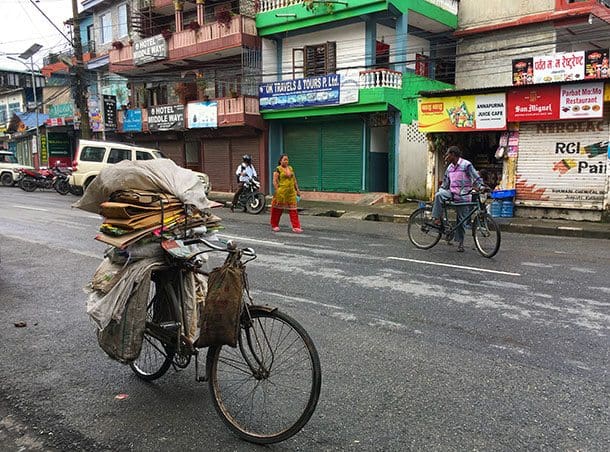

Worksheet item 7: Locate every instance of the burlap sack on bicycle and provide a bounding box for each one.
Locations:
[196,263,243,348]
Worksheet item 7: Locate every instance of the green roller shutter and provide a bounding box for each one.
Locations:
[321,120,363,192]
[282,118,364,192]
[283,124,320,191]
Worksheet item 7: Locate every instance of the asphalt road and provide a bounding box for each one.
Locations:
[0,188,608,451]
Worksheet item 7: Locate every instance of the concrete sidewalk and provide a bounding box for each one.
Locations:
[209,191,610,240]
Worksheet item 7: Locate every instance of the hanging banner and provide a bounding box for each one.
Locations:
[147,104,185,131]
[259,74,341,110]
[533,51,585,84]
[103,95,117,130]
[187,101,218,128]
[122,109,142,132]
[133,35,168,66]
[88,95,104,132]
[418,93,506,132]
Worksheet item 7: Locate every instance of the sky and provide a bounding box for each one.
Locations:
[0,0,75,72]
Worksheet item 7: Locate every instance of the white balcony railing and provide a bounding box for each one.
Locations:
[359,69,402,89]
[426,0,458,15]
[258,0,301,13]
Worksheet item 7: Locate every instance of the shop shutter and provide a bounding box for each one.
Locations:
[283,124,320,191]
[516,116,609,210]
[157,141,184,166]
[203,139,231,192]
[320,119,363,192]
[230,137,261,192]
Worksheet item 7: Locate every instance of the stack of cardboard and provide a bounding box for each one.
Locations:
[95,190,222,249]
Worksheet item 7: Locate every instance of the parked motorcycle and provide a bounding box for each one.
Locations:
[18,166,69,195]
[52,166,82,196]
[234,177,266,214]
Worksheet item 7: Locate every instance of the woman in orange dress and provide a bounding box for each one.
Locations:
[270,154,302,233]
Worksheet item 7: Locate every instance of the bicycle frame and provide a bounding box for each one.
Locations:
[440,199,483,237]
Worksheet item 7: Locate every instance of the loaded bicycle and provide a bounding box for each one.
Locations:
[407,190,501,258]
[130,236,321,444]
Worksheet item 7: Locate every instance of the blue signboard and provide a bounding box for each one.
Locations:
[123,109,142,132]
[259,74,341,110]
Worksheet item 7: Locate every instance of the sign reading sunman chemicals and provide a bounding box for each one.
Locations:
[259,74,341,110]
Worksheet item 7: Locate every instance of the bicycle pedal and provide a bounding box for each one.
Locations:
[159,321,181,333]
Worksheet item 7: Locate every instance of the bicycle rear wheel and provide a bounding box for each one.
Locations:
[130,280,176,381]
[206,307,321,444]
[472,213,501,258]
[407,207,442,249]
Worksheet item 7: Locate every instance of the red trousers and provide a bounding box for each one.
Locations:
[270,207,300,229]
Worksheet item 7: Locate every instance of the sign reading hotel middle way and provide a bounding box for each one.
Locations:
[512,49,609,85]
[147,104,185,131]
[507,82,604,122]
[417,93,506,132]
[133,35,168,66]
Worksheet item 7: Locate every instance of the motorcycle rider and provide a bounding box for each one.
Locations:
[231,154,257,212]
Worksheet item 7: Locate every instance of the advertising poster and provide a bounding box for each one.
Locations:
[147,104,185,131]
[337,69,359,105]
[88,95,103,132]
[418,93,506,132]
[122,109,142,132]
[512,58,534,85]
[133,35,168,66]
[187,101,218,128]
[584,49,609,79]
[259,74,341,110]
[533,51,585,84]
[507,85,561,121]
[559,83,604,119]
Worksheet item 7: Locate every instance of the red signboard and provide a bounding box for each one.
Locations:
[507,85,561,121]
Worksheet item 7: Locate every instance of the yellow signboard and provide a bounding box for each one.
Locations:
[418,93,507,132]
[604,82,610,102]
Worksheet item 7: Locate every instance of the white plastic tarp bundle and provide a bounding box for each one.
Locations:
[73,158,211,214]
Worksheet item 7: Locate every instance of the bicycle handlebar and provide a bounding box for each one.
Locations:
[181,237,256,257]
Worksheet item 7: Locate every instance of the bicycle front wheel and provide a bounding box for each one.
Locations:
[130,280,176,381]
[407,207,442,249]
[206,307,321,444]
[472,213,501,258]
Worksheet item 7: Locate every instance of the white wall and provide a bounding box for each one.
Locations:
[398,122,429,198]
[458,0,554,29]
[262,38,277,83]
[281,23,366,78]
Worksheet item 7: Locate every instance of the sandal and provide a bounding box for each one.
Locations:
[457,244,465,252]
[292,228,303,234]
[272,226,280,232]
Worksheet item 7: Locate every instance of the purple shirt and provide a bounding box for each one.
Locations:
[442,158,483,202]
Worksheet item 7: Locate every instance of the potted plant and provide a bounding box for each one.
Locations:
[229,88,238,98]
[187,20,201,32]
[112,40,124,50]
[161,28,173,40]
[215,10,233,28]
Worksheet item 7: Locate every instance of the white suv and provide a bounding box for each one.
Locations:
[0,150,34,186]
[70,140,210,194]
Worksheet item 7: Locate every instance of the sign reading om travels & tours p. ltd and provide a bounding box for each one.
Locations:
[259,74,341,110]
[133,35,168,66]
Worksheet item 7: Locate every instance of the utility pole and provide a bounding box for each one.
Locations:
[71,0,91,139]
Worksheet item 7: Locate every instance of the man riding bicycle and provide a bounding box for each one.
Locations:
[432,146,485,253]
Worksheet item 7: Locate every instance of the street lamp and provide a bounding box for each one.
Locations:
[8,43,43,166]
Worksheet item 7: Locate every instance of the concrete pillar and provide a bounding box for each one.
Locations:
[174,0,184,32]
[395,11,408,73]
[365,17,376,68]
[196,0,205,25]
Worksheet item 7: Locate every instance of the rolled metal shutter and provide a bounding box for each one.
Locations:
[157,141,184,166]
[230,137,261,192]
[516,115,608,210]
[321,119,363,192]
[203,139,231,192]
[283,124,320,191]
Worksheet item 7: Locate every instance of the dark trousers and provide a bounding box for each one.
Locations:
[232,182,245,208]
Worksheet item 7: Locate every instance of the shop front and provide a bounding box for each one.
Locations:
[507,82,609,221]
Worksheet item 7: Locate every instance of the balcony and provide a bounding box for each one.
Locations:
[116,95,262,133]
[109,16,259,75]
[256,0,458,36]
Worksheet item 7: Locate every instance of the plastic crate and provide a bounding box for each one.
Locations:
[490,189,516,199]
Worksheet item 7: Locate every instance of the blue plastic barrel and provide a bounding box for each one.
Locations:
[490,200,503,217]
[501,200,514,218]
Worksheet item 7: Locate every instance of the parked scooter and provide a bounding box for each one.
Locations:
[233,176,266,214]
